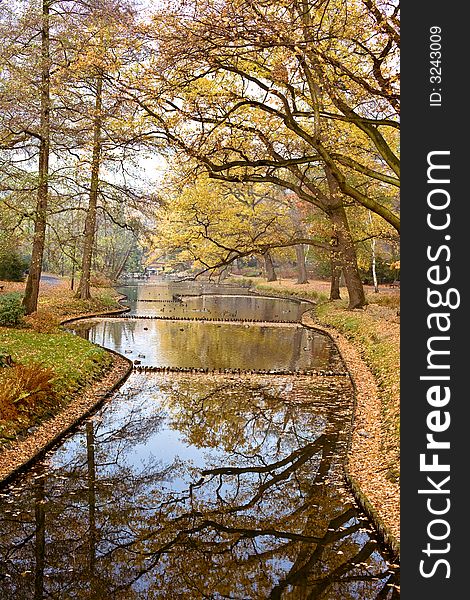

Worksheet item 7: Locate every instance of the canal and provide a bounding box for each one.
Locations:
[0,282,399,598]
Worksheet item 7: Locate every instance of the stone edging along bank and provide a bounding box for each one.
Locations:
[0,302,133,488]
[301,310,400,560]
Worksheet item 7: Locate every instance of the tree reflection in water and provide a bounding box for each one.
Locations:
[0,373,399,599]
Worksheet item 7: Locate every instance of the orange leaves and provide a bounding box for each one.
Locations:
[0,363,57,423]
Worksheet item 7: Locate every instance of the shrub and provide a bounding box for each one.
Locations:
[360,256,399,285]
[0,293,25,326]
[0,249,28,281]
[0,363,57,422]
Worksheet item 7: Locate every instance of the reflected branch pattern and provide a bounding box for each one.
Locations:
[0,374,398,599]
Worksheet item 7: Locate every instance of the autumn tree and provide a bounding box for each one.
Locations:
[0,0,53,314]
[152,169,333,282]
[122,0,399,307]
[0,0,155,302]
[70,0,147,299]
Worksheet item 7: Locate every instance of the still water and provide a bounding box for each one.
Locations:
[0,283,399,598]
[70,318,342,372]
[117,283,310,322]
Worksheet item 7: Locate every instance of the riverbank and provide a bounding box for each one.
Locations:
[0,278,127,458]
[232,276,400,555]
[1,275,400,556]
[0,352,131,485]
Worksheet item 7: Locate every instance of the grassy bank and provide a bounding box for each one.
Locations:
[230,275,330,303]
[0,278,123,445]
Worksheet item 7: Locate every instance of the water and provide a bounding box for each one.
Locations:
[70,319,342,372]
[117,284,310,322]
[0,283,399,598]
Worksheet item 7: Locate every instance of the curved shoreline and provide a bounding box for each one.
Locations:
[301,310,400,559]
[0,304,133,488]
[0,287,400,563]
[0,351,132,488]
[0,292,308,487]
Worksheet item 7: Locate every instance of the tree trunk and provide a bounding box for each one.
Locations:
[112,244,133,282]
[263,251,277,282]
[76,72,103,300]
[70,245,77,291]
[329,256,342,300]
[369,212,379,293]
[371,238,379,293]
[218,265,230,283]
[329,205,366,308]
[324,166,366,309]
[23,0,50,315]
[295,245,309,284]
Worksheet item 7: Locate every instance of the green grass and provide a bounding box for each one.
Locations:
[0,327,113,443]
[63,289,122,313]
[36,289,122,321]
[252,282,328,303]
[0,328,112,396]
[0,283,121,445]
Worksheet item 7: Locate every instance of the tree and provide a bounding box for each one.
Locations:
[0,0,154,301]
[123,0,399,306]
[295,245,308,284]
[151,172,332,282]
[71,1,144,299]
[22,0,51,315]
[75,69,104,299]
